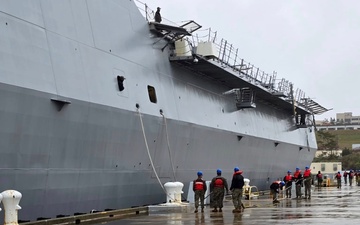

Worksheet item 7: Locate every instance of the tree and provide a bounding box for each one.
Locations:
[342,147,351,157]
[316,130,338,150]
[342,152,360,170]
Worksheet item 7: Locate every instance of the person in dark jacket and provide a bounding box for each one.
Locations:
[210,169,229,212]
[193,171,207,213]
[270,181,285,203]
[230,167,245,213]
[154,7,162,23]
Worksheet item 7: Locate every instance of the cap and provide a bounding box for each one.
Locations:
[280,181,285,186]
[305,166,309,169]
[157,7,161,9]
[197,171,203,176]
[234,167,239,172]
[296,167,300,171]
[287,170,291,173]
[217,169,222,174]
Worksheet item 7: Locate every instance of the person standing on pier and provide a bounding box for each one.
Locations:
[348,170,354,186]
[270,181,285,203]
[343,170,348,185]
[230,167,245,213]
[283,170,293,198]
[316,171,323,188]
[193,171,207,213]
[303,166,312,199]
[210,169,229,212]
[293,167,302,198]
[336,171,342,188]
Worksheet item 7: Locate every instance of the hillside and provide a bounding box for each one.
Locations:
[316,129,360,149]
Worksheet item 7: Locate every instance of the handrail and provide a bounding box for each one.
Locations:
[135,1,329,115]
[186,29,321,114]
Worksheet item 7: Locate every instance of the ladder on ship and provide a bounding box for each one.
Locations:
[149,20,201,51]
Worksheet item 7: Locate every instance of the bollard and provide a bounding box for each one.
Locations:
[243,178,251,199]
[1,190,22,225]
[0,193,3,212]
[164,182,177,203]
[173,182,184,203]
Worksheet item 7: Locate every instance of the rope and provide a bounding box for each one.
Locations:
[160,112,177,181]
[305,128,310,151]
[137,108,175,201]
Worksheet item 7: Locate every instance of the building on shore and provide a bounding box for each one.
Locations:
[316,112,360,127]
[310,162,342,175]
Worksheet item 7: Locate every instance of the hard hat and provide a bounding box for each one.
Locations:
[197,171,203,176]
[234,167,239,172]
[217,169,222,174]
[305,166,309,169]
[287,170,291,173]
[296,167,300,171]
[280,181,285,186]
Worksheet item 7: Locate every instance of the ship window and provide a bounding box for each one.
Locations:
[148,85,157,103]
[117,76,125,91]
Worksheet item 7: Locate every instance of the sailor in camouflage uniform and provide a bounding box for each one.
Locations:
[210,169,229,212]
[230,167,245,213]
[193,171,207,213]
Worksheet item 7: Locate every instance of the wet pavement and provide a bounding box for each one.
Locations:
[102,185,360,225]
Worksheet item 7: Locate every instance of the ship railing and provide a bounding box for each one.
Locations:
[190,29,281,93]
[188,28,317,109]
[135,1,329,115]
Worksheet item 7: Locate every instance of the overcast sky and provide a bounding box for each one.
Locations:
[135,0,360,121]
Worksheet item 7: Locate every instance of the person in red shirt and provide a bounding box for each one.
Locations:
[348,170,354,186]
[316,171,323,188]
[283,170,293,198]
[293,167,302,198]
[270,181,285,203]
[193,171,207,213]
[335,171,342,188]
[343,170,348,185]
[210,169,229,212]
[303,166,312,199]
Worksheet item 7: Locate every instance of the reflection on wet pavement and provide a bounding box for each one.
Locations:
[103,185,360,225]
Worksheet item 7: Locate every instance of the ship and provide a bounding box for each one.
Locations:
[0,0,329,221]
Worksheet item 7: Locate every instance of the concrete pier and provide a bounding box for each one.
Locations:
[19,185,360,225]
[104,185,360,225]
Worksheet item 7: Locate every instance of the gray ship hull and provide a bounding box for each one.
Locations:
[0,0,317,221]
